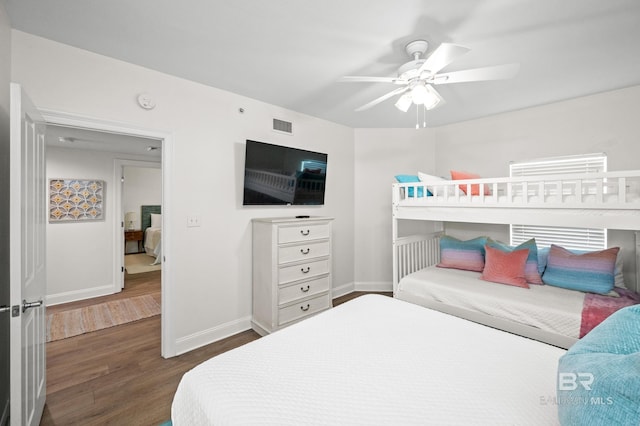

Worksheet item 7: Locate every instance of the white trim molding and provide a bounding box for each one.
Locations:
[40,108,177,358]
[174,316,252,356]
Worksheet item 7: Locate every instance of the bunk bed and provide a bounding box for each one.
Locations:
[392,170,640,348]
[244,168,326,204]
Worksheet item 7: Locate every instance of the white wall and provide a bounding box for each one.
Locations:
[433,85,640,177]
[46,147,158,304]
[11,30,355,354]
[352,128,436,289]
[0,2,11,422]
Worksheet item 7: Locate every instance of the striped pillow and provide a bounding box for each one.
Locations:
[486,238,543,284]
[542,245,619,294]
[437,235,487,272]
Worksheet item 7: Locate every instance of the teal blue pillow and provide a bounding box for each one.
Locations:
[394,175,432,197]
[557,304,640,425]
[542,245,619,295]
[437,235,487,272]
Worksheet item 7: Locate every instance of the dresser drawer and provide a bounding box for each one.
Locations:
[278,222,330,244]
[278,276,330,305]
[279,259,329,284]
[278,293,331,326]
[278,240,330,264]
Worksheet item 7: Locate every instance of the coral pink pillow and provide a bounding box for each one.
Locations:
[450,170,491,195]
[481,244,529,288]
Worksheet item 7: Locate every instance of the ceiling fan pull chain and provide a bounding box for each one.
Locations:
[423,104,427,128]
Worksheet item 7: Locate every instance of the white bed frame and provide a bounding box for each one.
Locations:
[392,170,640,347]
[244,168,326,204]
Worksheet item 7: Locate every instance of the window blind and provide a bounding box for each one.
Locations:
[509,153,607,250]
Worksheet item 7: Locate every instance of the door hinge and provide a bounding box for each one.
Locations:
[121,266,124,272]
[121,221,124,228]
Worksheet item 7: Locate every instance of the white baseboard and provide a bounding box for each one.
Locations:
[332,282,355,299]
[174,316,252,356]
[332,281,392,300]
[354,281,393,292]
[46,284,117,306]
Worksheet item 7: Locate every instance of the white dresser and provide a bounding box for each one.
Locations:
[251,216,334,335]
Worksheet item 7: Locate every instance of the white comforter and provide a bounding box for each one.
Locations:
[172,295,564,425]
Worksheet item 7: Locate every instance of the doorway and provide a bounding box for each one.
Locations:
[41,110,175,358]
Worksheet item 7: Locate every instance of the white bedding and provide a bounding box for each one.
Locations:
[144,227,161,256]
[397,266,585,338]
[172,295,564,425]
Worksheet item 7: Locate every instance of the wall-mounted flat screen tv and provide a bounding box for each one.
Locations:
[243,140,328,205]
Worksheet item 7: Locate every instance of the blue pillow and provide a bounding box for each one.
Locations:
[437,235,487,272]
[542,245,619,294]
[394,175,432,197]
[538,246,624,288]
[557,304,640,425]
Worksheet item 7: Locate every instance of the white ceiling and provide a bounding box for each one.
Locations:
[6,0,640,128]
[46,124,162,158]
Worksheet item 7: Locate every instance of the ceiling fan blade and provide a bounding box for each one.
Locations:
[354,86,409,112]
[432,63,520,85]
[339,76,404,84]
[418,43,470,75]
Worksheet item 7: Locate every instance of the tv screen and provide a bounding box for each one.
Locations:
[243,140,328,205]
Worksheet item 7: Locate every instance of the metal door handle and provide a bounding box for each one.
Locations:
[22,299,43,313]
[0,306,10,314]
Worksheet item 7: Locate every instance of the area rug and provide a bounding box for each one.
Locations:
[125,253,161,274]
[46,293,161,342]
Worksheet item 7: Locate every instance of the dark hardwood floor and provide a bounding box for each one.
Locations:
[41,283,390,425]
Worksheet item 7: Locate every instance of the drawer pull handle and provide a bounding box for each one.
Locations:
[300,229,310,236]
[301,267,310,274]
[300,304,310,312]
[300,285,310,293]
[300,248,310,255]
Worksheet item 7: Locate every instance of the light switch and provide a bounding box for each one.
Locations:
[187,215,200,227]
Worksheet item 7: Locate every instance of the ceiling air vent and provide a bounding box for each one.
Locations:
[273,118,293,135]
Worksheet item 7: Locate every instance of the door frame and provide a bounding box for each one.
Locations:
[39,108,176,358]
[115,159,161,292]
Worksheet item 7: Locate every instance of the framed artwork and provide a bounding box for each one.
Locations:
[49,178,105,223]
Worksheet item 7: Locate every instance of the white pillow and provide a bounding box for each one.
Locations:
[418,172,454,196]
[150,213,162,228]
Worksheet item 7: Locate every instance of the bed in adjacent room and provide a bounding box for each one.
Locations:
[141,204,162,264]
[172,295,565,425]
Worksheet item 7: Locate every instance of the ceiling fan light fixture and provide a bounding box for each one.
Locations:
[394,93,412,112]
[405,84,442,110]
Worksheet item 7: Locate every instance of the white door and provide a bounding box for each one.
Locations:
[9,83,47,426]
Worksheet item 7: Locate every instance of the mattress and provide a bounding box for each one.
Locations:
[172,295,564,425]
[396,266,585,338]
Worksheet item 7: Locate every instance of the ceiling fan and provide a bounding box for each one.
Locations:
[341,40,519,115]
